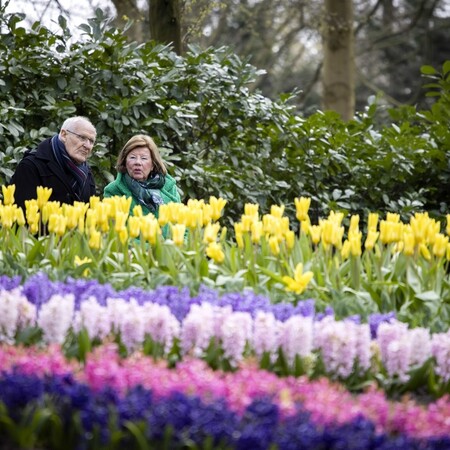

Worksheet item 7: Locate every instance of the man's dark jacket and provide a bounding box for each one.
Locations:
[10,137,96,211]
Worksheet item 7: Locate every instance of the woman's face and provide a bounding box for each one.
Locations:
[125,146,153,181]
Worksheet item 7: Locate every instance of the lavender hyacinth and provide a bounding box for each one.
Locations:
[141,302,180,354]
[277,315,314,367]
[313,317,370,378]
[221,311,253,365]
[252,311,280,360]
[431,330,450,382]
[181,303,216,357]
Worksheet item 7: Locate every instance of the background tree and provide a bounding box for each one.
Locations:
[322,0,355,120]
[3,0,450,115]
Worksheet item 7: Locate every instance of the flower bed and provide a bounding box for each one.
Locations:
[0,188,449,448]
[1,343,449,449]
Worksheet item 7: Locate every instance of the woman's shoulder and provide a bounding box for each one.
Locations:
[104,173,127,195]
[164,173,178,185]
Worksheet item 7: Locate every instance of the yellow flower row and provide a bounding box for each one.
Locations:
[1,186,449,295]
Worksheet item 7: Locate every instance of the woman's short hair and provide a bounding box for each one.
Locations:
[116,134,167,175]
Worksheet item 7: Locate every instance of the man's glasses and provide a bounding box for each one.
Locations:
[65,129,95,146]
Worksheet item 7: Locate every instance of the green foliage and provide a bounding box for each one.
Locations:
[0,6,449,229]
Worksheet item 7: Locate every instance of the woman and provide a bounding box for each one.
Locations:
[103,134,181,228]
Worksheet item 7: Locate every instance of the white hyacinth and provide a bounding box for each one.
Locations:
[37,293,75,344]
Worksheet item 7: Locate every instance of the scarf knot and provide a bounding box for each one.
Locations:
[124,172,165,213]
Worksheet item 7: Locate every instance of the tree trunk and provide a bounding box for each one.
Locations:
[149,0,182,54]
[321,0,355,120]
[110,0,150,43]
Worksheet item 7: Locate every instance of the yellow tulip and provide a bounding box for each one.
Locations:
[209,196,227,221]
[85,209,97,230]
[2,184,15,206]
[171,223,186,246]
[379,220,402,244]
[309,224,322,245]
[89,196,101,209]
[62,205,79,230]
[410,213,429,245]
[446,214,450,237]
[41,202,62,225]
[14,206,25,227]
[425,219,441,245]
[74,255,92,277]
[268,235,280,255]
[300,218,311,236]
[402,231,415,256]
[432,233,449,258]
[349,214,360,234]
[285,230,295,249]
[114,211,128,233]
[282,263,313,294]
[349,232,362,257]
[206,241,225,263]
[419,243,431,261]
[294,196,311,222]
[328,210,344,226]
[270,204,285,218]
[132,205,144,217]
[368,213,379,231]
[242,214,256,232]
[202,204,213,225]
[341,240,350,259]
[203,222,221,244]
[128,216,141,239]
[140,215,161,245]
[88,228,102,250]
[234,222,244,248]
[364,229,379,250]
[250,221,263,244]
[244,203,259,218]
[48,213,67,237]
[0,205,15,228]
[119,228,128,245]
[386,212,400,223]
[25,200,40,229]
[36,186,52,210]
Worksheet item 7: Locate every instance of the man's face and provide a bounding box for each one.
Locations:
[60,123,96,164]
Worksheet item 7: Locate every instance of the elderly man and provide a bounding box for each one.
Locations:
[10,116,97,210]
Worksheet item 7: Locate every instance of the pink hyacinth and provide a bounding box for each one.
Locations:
[0,343,449,439]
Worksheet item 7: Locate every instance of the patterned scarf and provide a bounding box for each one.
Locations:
[51,135,89,198]
[124,172,165,213]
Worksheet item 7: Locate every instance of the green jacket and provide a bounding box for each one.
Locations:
[103,172,181,237]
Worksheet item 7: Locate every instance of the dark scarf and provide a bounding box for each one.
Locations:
[124,172,165,213]
[51,135,89,199]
